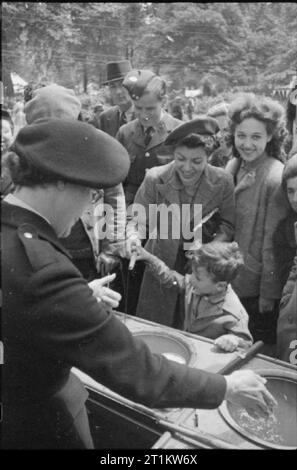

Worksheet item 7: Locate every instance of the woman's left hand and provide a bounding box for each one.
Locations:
[259,297,275,314]
[88,273,122,308]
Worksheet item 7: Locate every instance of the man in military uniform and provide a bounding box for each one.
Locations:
[2,118,276,448]
[98,60,134,137]
[115,69,183,315]
[117,69,182,207]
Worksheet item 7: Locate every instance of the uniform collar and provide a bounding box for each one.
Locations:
[2,200,72,259]
[4,193,52,225]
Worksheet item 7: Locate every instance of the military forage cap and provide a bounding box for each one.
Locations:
[122,69,156,100]
[164,115,220,146]
[12,118,130,189]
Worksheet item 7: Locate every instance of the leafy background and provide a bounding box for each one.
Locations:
[2,2,297,98]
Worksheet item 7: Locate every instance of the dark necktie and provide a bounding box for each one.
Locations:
[144,126,154,147]
[120,112,127,127]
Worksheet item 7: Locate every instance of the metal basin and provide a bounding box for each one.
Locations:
[133,329,196,366]
[219,369,297,449]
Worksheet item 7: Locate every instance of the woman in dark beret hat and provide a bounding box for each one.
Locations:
[126,115,236,327]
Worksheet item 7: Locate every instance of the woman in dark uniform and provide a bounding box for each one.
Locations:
[2,118,276,448]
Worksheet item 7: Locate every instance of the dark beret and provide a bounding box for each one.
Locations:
[123,69,156,100]
[164,115,220,146]
[12,118,130,189]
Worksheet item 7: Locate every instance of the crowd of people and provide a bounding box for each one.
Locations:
[1,59,297,449]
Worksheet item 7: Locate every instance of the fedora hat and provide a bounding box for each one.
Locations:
[102,60,132,86]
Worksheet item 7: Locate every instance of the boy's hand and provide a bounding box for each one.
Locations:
[131,245,152,262]
[215,334,240,352]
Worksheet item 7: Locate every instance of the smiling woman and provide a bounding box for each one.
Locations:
[225,93,289,346]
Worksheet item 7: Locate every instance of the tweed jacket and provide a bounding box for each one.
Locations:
[225,155,289,300]
[2,201,226,448]
[126,162,235,326]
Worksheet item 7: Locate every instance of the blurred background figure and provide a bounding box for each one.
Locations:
[1,108,14,153]
[186,97,195,120]
[12,98,26,136]
[207,102,233,168]
[1,108,15,198]
[285,77,297,156]
[88,102,105,129]
[169,95,184,121]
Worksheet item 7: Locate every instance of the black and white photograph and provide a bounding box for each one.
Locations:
[1,2,297,454]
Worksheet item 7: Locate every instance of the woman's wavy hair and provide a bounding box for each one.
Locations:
[225,93,287,162]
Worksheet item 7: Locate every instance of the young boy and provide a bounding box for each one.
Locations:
[134,241,253,352]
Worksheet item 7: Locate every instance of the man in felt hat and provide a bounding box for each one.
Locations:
[2,119,277,449]
[98,60,134,137]
[23,83,127,280]
[126,116,236,326]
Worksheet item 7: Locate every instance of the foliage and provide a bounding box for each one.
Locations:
[2,2,297,95]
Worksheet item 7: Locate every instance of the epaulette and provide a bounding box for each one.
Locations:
[17,223,59,272]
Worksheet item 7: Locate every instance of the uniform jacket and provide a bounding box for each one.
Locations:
[126,162,235,326]
[225,156,289,300]
[2,201,226,449]
[276,254,297,362]
[145,254,253,344]
[116,112,182,205]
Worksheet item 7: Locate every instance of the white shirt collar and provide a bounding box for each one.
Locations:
[4,193,52,226]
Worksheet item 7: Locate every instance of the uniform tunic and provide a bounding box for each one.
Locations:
[2,201,226,449]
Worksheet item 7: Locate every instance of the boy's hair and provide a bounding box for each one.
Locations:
[191,241,244,283]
